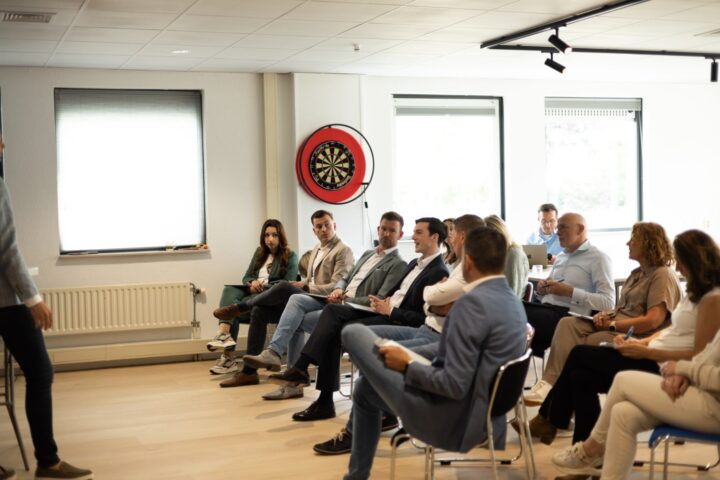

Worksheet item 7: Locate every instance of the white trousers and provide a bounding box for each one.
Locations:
[589,370,720,480]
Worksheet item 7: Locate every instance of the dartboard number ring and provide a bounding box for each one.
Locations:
[309,141,356,191]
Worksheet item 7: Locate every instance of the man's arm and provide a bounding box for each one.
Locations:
[571,252,615,312]
[404,298,488,400]
[388,265,448,327]
[423,265,465,306]
[352,257,407,306]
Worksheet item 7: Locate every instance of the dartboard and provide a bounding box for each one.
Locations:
[296,125,373,204]
[309,141,356,191]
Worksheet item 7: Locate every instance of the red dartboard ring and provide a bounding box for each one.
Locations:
[296,124,374,205]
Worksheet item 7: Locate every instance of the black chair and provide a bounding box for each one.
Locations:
[390,347,536,479]
[1,345,30,470]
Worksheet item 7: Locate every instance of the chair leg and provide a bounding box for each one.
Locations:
[649,440,656,480]
[519,403,536,479]
[663,438,670,480]
[6,404,30,470]
[487,418,498,479]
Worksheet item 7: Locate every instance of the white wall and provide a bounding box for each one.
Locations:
[2,66,719,345]
[0,66,267,343]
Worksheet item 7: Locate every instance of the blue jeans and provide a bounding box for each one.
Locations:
[344,324,440,435]
[341,324,414,480]
[267,294,324,366]
[0,304,60,468]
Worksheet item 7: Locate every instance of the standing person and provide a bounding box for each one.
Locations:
[0,136,92,480]
[526,203,563,261]
[206,219,298,374]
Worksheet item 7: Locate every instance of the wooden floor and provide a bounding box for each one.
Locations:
[1,360,718,480]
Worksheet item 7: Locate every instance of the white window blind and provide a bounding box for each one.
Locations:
[393,95,504,226]
[55,88,206,253]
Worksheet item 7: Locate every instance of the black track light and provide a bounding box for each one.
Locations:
[712,60,718,83]
[545,53,565,74]
[548,29,572,55]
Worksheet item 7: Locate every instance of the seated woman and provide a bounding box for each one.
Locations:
[485,214,529,298]
[552,327,720,478]
[442,217,457,266]
[525,229,720,445]
[524,222,683,405]
[206,219,298,374]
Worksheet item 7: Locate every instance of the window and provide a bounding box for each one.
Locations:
[55,89,205,254]
[544,97,642,231]
[393,95,504,227]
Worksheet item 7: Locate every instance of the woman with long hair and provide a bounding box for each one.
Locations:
[442,217,457,266]
[206,219,298,374]
[484,214,529,298]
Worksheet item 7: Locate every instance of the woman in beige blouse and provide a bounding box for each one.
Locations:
[525,222,683,405]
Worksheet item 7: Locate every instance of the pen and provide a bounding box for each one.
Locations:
[623,326,635,340]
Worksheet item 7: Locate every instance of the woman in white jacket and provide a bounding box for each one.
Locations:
[553,327,720,478]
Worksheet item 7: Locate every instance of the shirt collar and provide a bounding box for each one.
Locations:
[464,274,505,293]
[565,239,590,254]
[376,246,397,256]
[417,250,442,269]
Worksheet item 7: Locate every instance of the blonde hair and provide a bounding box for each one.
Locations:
[484,215,515,250]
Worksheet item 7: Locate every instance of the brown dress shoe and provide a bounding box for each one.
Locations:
[511,414,558,445]
[219,372,259,388]
[213,303,248,321]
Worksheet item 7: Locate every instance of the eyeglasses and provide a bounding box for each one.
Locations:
[541,219,557,226]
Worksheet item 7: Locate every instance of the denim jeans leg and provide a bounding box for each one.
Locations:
[267,294,323,356]
[287,310,321,366]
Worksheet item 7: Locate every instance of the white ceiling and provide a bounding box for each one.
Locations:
[0,0,719,82]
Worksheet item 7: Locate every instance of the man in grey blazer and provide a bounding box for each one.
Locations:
[243,211,407,399]
[340,226,528,480]
[0,142,92,479]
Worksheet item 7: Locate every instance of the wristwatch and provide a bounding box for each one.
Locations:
[608,321,617,332]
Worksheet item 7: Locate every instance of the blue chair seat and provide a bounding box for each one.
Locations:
[649,425,720,447]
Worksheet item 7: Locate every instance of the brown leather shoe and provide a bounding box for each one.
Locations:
[219,371,259,388]
[511,414,558,445]
[213,303,248,321]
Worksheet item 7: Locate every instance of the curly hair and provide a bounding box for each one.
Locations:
[673,229,720,303]
[631,222,674,267]
[253,219,291,279]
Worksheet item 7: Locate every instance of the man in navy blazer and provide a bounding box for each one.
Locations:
[341,226,528,480]
[269,217,449,421]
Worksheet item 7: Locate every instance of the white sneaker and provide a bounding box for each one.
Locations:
[207,332,237,352]
[209,354,239,375]
[552,442,603,476]
[524,380,553,406]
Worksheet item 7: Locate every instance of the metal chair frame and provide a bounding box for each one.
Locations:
[1,345,30,470]
[641,425,720,479]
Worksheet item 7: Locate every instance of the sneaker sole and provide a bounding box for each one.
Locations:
[242,356,282,372]
[313,445,351,455]
[207,341,237,352]
[554,464,602,477]
[36,474,92,480]
[523,396,544,407]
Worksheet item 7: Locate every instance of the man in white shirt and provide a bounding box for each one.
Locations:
[312,213,486,454]
[268,218,450,421]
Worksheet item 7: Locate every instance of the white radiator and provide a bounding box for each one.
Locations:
[41,282,195,336]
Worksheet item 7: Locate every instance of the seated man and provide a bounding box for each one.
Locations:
[312,213,486,454]
[269,217,449,420]
[526,203,563,262]
[242,212,407,400]
[340,226,528,480]
[524,213,615,398]
[216,209,354,388]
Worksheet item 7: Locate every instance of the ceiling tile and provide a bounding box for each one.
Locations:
[123,54,205,69]
[564,16,644,34]
[257,19,357,36]
[191,57,274,71]
[358,51,436,64]
[338,22,436,39]
[65,27,160,43]
[47,53,130,67]
[286,48,372,62]
[497,0,612,15]
[312,0,410,5]
[409,0,512,9]
[167,15,268,33]
[571,32,667,49]
[0,23,67,41]
[235,34,326,49]
[371,6,482,25]
[313,37,402,53]
[282,1,396,22]
[187,0,303,18]
[457,10,557,29]
[0,38,57,52]
[56,41,143,55]
[607,20,717,37]
[140,44,225,57]
[0,51,50,66]
[604,0,710,19]
[76,10,177,29]
[153,30,245,46]
[418,26,507,43]
[214,46,297,61]
[658,4,720,22]
[85,0,195,14]
[632,34,720,50]
[263,60,347,73]
[385,40,470,55]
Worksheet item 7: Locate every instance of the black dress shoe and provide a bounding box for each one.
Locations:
[381,414,400,432]
[313,428,352,455]
[269,366,310,387]
[292,400,335,421]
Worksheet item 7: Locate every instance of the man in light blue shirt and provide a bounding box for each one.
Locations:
[527,203,563,259]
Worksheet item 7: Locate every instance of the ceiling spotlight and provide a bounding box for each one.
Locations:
[548,28,572,55]
[545,53,565,74]
[712,59,718,83]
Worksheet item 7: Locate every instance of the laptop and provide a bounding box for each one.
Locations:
[522,244,548,267]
